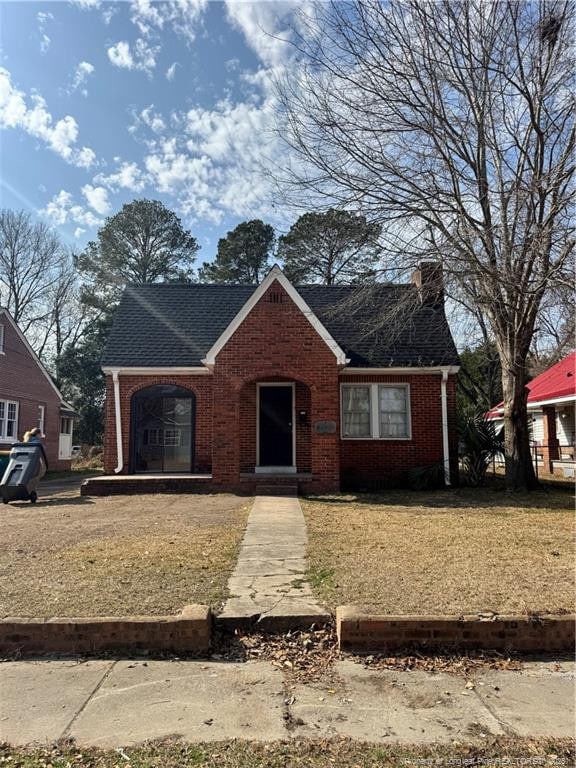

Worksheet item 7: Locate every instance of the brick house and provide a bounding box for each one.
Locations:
[0,308,76,470]
[101,264,459,493]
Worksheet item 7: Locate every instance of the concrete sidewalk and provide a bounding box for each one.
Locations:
[219,495,330,628]
[0,658,573,747]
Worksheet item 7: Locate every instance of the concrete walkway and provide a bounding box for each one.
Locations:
[219,495,330,628]
[0,658,573,747]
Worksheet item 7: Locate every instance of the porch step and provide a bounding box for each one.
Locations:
[255,484,298,497]
[81,474,213,496]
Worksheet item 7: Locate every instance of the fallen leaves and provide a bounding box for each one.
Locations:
[237,625,340,684]
[212,625,525,684]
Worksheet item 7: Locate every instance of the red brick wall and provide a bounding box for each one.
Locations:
[211,280,341,493]
[104,374,213,473]
[0,314,70,470]
[337,606,575,653]
[0,604,211,655]
[339,373,458,488]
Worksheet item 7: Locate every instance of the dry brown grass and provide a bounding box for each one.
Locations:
[302,487,575,616]
[0,490,250,617]
[3,737,574,768]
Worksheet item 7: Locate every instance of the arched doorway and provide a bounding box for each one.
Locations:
[130,385,196,473]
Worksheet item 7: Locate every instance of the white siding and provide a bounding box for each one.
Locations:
[557,406,575,446]
[530,413,544,444]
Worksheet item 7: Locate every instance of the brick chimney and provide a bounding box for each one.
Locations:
[412,261,444,306]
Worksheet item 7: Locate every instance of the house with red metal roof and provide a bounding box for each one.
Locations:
[487,352,576,478]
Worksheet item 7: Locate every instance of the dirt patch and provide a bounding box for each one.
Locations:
[302,487,574,615]
[0,490,250,617]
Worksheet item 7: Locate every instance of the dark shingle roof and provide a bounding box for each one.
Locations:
[102,282,459,368]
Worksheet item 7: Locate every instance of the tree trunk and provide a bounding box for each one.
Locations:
[501,366,539,491]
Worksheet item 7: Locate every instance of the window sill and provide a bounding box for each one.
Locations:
[341,436,412,441]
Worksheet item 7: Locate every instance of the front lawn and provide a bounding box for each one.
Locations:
[302,487,574,616]
[0,491,250,617]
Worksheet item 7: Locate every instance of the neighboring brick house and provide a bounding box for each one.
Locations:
[0,308,76,470]
[101,264,459,493]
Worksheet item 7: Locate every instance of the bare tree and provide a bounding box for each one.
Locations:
[0,209,86,366]
[35,259,87,369]
[0,210,65,333]
[276,0,575,490]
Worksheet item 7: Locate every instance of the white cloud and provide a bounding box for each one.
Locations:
[107,41,134,69]
[186,98,272,162]
[81,184,111,215]
[75,146,97,169]
[94,161,147,193]
[101,5,117,24]
[74,227,86,239]
[130,0,207,43]
[224,1,300,67]
[0,68,96,168]
[140,105,166,133]
[70,61,94,96]
[71,0,101,8]
[37,11,53,53]
[41,190,102,228]
[107,39,159,74]
[166,62,178,81]
[132,88,282,223]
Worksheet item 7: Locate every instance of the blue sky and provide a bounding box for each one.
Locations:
[0,0,301,261]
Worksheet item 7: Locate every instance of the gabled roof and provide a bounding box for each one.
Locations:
[202,266,347,366]
[0,307,73,410]
[487,351,576,417]
[101,270,459,370]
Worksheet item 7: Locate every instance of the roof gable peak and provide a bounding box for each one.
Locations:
[201,265,348,367]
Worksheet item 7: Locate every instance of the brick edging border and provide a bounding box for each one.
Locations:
[336,606,576,652]
[0,605,211,656]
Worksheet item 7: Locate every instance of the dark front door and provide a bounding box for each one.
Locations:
[259,385,293,467]
[131,385,195,473]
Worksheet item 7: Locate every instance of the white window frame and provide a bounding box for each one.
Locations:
[340,383,412,441]
[340,384,373,438]
[60,416,72,435]
[164,428,182,447]
[38,405,45,435]
[0,399,19,442]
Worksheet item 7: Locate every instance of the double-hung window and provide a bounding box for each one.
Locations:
[378,385,410,438]
[341,385,372,437]
[0,399,18,441]
[341,384,411,440]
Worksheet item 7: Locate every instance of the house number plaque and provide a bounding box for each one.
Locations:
[314,420,336,434]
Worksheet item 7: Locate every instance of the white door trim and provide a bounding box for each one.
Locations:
[256,382,296,471]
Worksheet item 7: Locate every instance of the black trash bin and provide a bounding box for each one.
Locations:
[0,443,48,504]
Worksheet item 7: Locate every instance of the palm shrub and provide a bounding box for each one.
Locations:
[458,410,504,486]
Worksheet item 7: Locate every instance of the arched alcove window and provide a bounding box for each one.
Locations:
[130,385,196,473]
